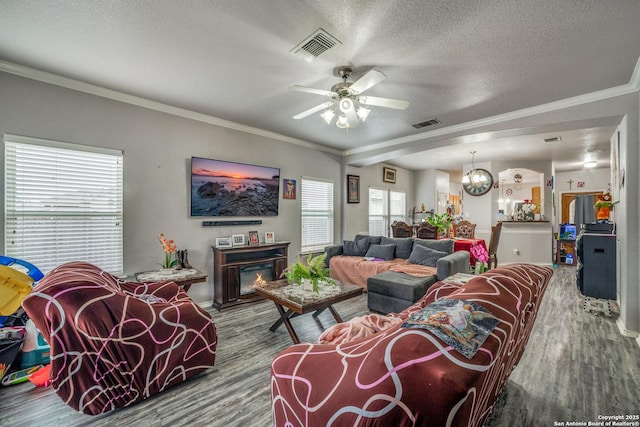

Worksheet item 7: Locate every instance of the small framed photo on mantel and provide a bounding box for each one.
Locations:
[264,231,275,244]
[232,234,245,247]
[248,230,259,246]
[215,237,232,248]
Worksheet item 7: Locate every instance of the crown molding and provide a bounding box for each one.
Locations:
[0,60,342,156]
[347,59,640,157]
[630,55,640,91]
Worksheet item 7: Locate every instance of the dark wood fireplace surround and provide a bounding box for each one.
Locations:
[212,241,290,310]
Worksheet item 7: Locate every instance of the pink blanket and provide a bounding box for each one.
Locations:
[329,256,437,289]
[318,313,403,345]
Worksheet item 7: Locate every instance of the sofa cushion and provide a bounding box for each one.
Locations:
[408,244,448,267]
[365,244,396,261]
[355,234,382,245]
[342,239,369,256]
[414,238,454,254]
[381,237,414,259]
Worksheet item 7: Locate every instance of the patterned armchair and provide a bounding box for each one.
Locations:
[271,264,553,427]
[22,261,217,415]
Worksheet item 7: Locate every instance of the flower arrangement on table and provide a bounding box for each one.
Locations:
[282,253,335,294]
[158,233,178,270]
[470,242,489,274]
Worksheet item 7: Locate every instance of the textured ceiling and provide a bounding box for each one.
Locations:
[0,0,639,174]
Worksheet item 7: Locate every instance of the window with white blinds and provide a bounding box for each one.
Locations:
[368,187,406,237]
[301,177,334,253]
[4,135,123,274]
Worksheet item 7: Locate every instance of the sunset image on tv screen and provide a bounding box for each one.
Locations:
[190,157,280,217]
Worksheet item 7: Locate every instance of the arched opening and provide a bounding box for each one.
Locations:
[497,168,544,220]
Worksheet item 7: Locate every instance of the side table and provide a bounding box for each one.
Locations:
[135,268,207,292]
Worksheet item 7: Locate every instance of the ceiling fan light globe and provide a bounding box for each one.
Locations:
[356,106,370,121]
[320,109,335,125]
[336,114,349,128]
[339,98,354,113]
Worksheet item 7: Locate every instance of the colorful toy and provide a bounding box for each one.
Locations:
[1,364,42,386]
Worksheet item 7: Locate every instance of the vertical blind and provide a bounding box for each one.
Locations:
[4,135,123,274]
[368,187,406,236]
[301,177,334,253]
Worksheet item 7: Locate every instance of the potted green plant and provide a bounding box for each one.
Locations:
[282,253,335,293]
[427,213,453,237]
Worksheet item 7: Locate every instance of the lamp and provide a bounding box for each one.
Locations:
[462,151,487,185]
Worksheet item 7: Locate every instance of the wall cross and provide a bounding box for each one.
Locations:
[566,179,574,189]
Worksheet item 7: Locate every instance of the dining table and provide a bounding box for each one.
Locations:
[452,238,487,266]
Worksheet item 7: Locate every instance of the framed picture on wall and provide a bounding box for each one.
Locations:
[383,167,396,183]
[611,131,620,203]
[283,179,296,200]
[347,174,360,203]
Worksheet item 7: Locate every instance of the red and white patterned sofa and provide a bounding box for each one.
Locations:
[22,261,217,415]
[271,263,553,426]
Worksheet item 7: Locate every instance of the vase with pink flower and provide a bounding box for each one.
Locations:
[158,233,178,273]
[470,242,489,274]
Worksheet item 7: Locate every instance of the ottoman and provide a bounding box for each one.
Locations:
[367,271,437,314]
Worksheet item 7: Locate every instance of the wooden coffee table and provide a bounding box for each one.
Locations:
[253,279,363,344]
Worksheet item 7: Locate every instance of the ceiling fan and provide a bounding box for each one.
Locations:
[290,66,409,129]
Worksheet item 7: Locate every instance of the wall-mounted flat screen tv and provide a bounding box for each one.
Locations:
[190,157,280,217]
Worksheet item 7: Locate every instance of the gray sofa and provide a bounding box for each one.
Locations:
[325,234,470,313]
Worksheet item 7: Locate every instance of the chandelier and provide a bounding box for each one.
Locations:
[462,151,487,185]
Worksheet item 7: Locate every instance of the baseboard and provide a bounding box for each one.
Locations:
[615,318,640,338]
[198,300,214,309]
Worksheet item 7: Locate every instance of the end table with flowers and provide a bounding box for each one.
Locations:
[470,241,489,274]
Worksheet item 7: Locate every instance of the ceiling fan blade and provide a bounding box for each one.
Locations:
[293,100,335,119]
[359,95,409,110]
[349,69,386,94]
[289,85,335,97]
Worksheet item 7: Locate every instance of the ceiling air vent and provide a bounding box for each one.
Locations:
[291,28,341,62]
[543,136,562,144]
[412,118,441,129]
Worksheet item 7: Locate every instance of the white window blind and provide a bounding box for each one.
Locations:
[368,187,388,236]
[4,135,123,274]
[301,177,334,253]
[390,190,407,224]
[369,187,406,236]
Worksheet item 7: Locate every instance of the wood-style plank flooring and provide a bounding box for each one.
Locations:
[0,266,638,426]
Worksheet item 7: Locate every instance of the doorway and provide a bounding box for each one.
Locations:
[561,191,603,224]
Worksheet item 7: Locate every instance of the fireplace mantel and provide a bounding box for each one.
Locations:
[212,241,290,311]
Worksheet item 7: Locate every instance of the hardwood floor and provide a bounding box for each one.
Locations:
[1,266,638,426]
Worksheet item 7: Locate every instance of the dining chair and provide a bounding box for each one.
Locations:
[391,221,413,237]
[415,223,439,240]
[487,221,503,270]
[453,220,477,239]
